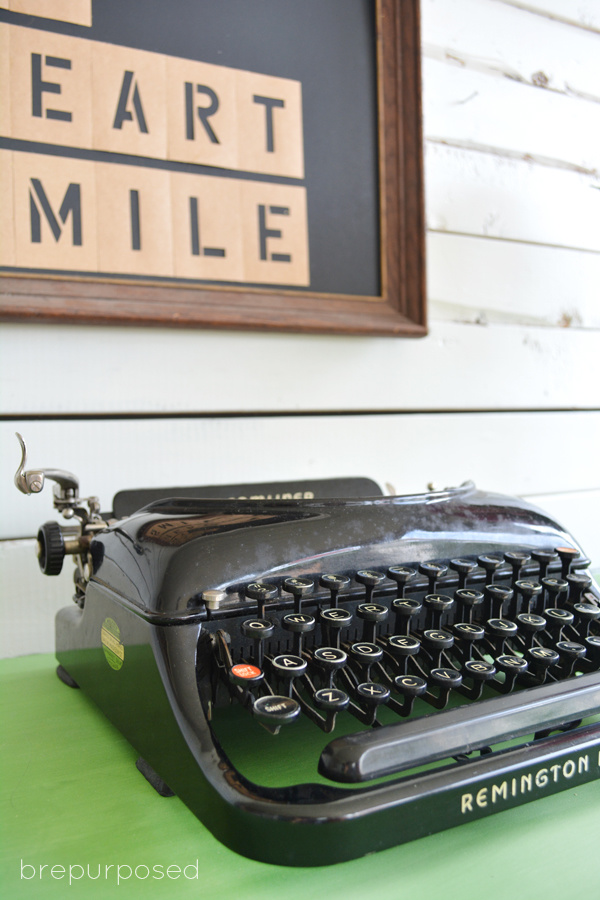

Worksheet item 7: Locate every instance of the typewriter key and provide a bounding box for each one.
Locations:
[495,654,528,692]
[314,688,349,711]
[461,660,496,700]
[282,577,314,612]
[387,566,416,598]
[387,634,421,656]
[271,655,308,696]
[516,612,546,650]
[313,646,348,670]
[430,667,462,689]
[424,593,454,628]
[387,634,420,675]
[455,589,484,623]
[504,552,531,585]
[282,612,315,654]
[556,641,586,677]
[573,603,600,638]
[422,629,454,650]
[584,636,600,666]
[356,570,385,603]
[567,572,593,604]
[320,607,353,648]
[477,554,504,583]
[350,642,384,664]
[271,654,307,678]
[531,550,558,581]
[230,663,263,688]
[486,618,518,655]
[544,607,574,638]
[515,580,543,613]
[419,562,448,593]
[245,582,278,616]
[242,618,275,667]
[282,612,316,632]
[452,623,484,661]
[449,558,478,589]
[527,646,560,681]
[429,667,463,708]
[395,674,426,695]
[482,584,513,620]
[357,602,389,642]
[350,643,384,682]
[356,682,390,705]
[463,659,496,681]
[242,618,275,638]
[320,574,350,606]
[453,622,485,642]
[392,597,422,634]
[393,674,428,714]
[394,674,427,697]
[556,640,586,660]
[252,695,300,727]
[542,576,569,609]
[422,629,454,669]
[555,546,579,578]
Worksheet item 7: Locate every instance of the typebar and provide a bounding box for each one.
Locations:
[319,671,600,783]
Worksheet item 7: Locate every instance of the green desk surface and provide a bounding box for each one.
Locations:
[2,653,599,900]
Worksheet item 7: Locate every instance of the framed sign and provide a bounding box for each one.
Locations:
[0,0,426,336]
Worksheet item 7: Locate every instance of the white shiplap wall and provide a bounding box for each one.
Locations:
[1,0,599,657]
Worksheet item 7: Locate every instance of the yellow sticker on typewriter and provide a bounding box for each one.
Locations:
[101,617,125,671]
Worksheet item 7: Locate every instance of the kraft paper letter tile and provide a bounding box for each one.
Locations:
[171,171,244,282]
[92,43,167,160]
[95,161,173,277]
[167,57,239,172]
[12,150,97,271]
[9,24,93,148]
[0,150,15,266]
[9,1,92,27]
[236,70,304,179]
[240,180,309,286]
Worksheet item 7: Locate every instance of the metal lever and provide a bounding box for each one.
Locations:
[14,432,79,497]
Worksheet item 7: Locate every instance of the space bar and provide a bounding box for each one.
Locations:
[318,672,600,783]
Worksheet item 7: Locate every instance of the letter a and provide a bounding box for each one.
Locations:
[113,71,149,132]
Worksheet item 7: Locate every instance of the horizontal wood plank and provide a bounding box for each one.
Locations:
[422,0,600,102]
[1,319,599,417]
[423,56,599,174]
[496,0,600,32]
[425,142,600,251]
[427,232,600,328]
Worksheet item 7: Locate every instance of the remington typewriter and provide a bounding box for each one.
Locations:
[14,434,600,866]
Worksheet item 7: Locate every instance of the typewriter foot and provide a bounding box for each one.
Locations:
[56,665,79,689]
[135,758,175,798]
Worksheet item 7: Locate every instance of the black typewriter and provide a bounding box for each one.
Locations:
[14,434,600,866]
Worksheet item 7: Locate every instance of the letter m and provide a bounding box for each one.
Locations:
[29,178,82,245]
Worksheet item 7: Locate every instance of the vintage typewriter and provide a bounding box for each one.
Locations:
[14,434,600,866]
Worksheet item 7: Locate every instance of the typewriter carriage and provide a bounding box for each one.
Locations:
[13,434,600,866]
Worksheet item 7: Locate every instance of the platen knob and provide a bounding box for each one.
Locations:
[37,521,66,576]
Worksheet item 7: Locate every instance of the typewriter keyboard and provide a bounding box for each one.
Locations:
[206,546,600,780]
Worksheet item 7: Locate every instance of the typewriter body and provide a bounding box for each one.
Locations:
[15,435,600,866]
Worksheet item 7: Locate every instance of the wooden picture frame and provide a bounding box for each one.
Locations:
[0,0,426,336]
